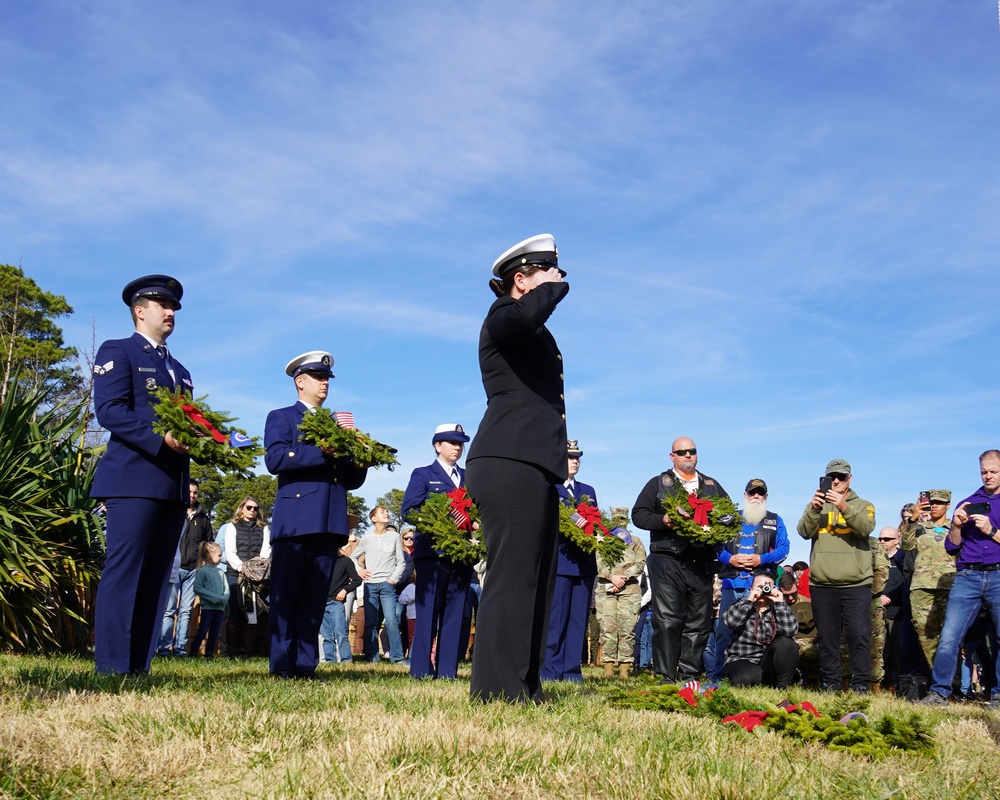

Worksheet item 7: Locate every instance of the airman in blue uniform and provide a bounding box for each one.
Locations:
[542,440,599,682]
[401,423,475,679]
[264,351,368,678]
[91,275,192,675]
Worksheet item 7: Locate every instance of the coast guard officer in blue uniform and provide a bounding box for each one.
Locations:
[264,351,368,678]
[542,439,598,682]
[401,423,475,679]
[90,275,193,675]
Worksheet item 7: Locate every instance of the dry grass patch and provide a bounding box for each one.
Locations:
[3,655,1000,799]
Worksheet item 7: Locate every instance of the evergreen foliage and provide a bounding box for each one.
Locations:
[0,377,103,652]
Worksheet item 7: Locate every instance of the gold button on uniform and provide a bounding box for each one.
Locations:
[561,414,566,420]
[288,451,295,457]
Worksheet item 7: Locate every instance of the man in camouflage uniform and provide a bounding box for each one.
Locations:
[901,490,956,671]
[596,508,647,678]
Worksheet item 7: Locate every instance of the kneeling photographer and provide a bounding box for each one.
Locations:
[722,570,799,689]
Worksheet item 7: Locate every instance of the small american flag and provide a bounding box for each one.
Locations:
[334,411,355,429]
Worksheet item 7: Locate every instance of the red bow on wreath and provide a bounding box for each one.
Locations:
[179,401,227,444]
[575,503,609,537]
[447,487,473,531]
[687,494,714,527]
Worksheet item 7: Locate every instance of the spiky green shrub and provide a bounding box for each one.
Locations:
[0,377,103,652]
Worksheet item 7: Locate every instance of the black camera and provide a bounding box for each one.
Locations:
[759,583,773,596]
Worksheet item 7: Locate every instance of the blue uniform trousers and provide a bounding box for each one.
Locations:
[541,574,592,681]
[410,555,472,679]
[95,497,186,674]
[269,533,341,676]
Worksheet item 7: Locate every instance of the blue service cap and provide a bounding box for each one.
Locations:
[433,423,469,443]
[567,439,583,457]
[121,275,183,309]
[285,351,335,379]
[491,233,565,278]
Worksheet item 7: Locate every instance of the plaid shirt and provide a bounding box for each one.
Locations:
[722,599,798,665]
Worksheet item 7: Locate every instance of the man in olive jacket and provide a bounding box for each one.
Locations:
[797,458,876,692]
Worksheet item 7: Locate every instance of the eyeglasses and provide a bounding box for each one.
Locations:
[878,537,897,542]
[245,505,259,511]
[402,536,414,542]
[828,473,850,482]
[672,448,697,456]
[747,489,767,497]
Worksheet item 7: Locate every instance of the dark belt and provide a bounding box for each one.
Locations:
[964,563,1000,572]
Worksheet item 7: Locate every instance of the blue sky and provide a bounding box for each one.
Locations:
[3,1,999,562]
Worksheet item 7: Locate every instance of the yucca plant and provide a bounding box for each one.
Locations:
[0,376,103,652]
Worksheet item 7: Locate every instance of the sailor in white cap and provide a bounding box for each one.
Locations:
[466,233,571,703]
[263,350,369,678]
[401,423,475,679]
[90,274,193,675]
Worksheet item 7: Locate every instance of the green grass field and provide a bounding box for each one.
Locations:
[2,655,1000,799]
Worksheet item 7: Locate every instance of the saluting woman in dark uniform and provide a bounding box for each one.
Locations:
[466,233,570,704]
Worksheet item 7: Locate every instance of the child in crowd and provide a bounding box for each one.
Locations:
[189,542,230,658]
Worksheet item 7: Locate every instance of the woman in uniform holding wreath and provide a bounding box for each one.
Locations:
[400,423,474,680]
[466,233,570,704]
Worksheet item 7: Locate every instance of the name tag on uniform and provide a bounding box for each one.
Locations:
[429,481,444,485]
[138,367,157,373]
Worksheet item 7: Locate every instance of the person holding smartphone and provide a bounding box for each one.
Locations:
[721,571,799,688]
[923,449,1000,708]
[796,458,876,693]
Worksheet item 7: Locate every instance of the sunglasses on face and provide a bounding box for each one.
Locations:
[672,448,697,456]
[245,505,259,511]
[747,489,766,497]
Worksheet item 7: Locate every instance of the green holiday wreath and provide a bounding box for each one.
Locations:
[406,489,486,565]
[150,387,262,477]
[659,490,741,546]
[558,496,627,564]
[297,407,399,470]
[604,681,935,760]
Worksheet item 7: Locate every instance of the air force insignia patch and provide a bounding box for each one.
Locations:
[93,361,114,375]
[145,378,157,390]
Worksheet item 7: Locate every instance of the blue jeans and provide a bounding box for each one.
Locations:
[321,600,353,663]
[639,611,653,668]
[931,569,1000,697]
[364,581,404,662]
[709,586,750,681]
[174,567,198,653]
[157,582,179,654]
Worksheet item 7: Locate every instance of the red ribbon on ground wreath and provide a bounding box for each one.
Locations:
[722,710,769,732]
[576,503,609,536]
[688,494,714,526]
[179,401,227,443]
[447,487,473,531]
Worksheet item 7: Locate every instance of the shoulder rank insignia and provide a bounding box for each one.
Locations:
[93,361,114,375]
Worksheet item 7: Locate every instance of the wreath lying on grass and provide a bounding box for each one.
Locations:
[558,497,627,564]
[151,387,262,477]
[603,681,935,759]
[660,490,742,546]
[297,407,399,471]
[406,488,486,566]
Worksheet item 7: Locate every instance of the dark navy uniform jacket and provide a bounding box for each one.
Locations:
[401,460,466,560]
[467,282,569,482]
[90,332,192,502]
[264,402,368,540]
[555,481,599,577]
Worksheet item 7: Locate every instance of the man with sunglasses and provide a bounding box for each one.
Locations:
[898,490,956,675]
[708,478,789,683]
[797,458,876,692]
[631,437,729,684]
